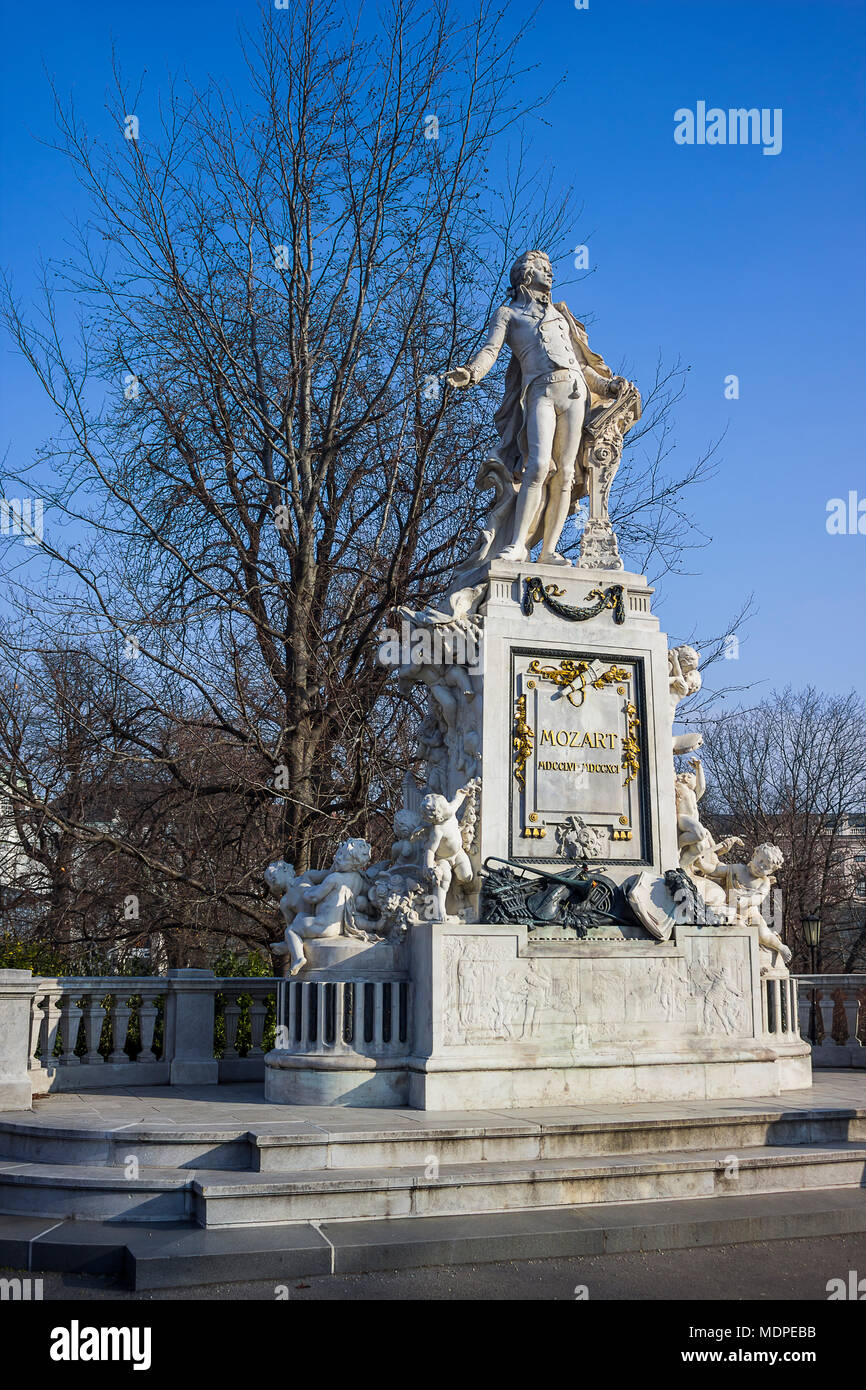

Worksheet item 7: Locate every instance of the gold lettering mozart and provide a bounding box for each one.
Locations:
[539,729,619,750]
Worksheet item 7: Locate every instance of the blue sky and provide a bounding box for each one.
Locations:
[1,0,864,702]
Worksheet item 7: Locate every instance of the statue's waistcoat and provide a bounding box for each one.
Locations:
[508,303,581,382]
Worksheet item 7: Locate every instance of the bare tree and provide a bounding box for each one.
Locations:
[1,0,732,954]
[695,688,866,971]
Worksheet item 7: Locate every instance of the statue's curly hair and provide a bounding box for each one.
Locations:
[753,842,784,872]
[507,249,550,299]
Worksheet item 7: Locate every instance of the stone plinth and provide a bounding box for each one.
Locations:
[0,969,35,1110]
[477,559,677,884]
[406,919,810,1109]
[264,939,411,1106]
[264,1051,409,1107]
[263,557,811,1110]
[263,919,809,1109]
[291,937,405,979]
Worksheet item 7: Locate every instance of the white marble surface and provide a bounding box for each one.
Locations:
[404,918,809,1109]
[478,559,678,880]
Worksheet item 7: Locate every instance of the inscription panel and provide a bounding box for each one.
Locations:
[510,647,650,865]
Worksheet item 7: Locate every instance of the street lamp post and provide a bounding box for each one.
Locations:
[802,912,822,1043]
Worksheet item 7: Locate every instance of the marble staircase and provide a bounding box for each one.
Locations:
[1,1078,863,1287]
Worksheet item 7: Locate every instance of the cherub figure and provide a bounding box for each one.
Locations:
[675,758,742,877]
[390,807,422,869]
[416,781,479,920]
[668,644,703,755]
[702,842,791,968]
[266,838,378,976]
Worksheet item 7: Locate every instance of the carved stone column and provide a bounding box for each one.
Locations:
[576,384,642,571]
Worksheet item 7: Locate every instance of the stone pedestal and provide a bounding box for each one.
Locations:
[264,557,811,1109]
[0,969,35,1110]
[406,920,810,1109]
[291,938,403,977]
[477,559,677,883]
[162,969,219,1086]
[264,940,410,1106]
[264,1050,409,1107]
[264,913,810,1108]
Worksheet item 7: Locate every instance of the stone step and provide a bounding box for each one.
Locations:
[193,1142,866,1227]
[3,1140,863,1225]
[0,1120,252,1170]
[3,1187,865,1291]
[0,1161,193,1222]
[3,1104,864,1174]
[250,1108,866,1172]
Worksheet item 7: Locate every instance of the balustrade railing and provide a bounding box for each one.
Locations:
[30,978,165,1074]
[276,978,411,1057]
[20,971,280,1093]
[763,971,800,1041]
[10,966,862,1098]
[218,979,277,1081]
[0,967,415,1100]
[794,973,865,1067]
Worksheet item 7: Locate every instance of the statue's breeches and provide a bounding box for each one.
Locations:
[523,371,587,484]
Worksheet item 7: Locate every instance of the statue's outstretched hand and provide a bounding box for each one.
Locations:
[446,366,473,389]
[608,375,627,395]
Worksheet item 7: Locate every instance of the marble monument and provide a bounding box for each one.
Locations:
[264,250,809,1108]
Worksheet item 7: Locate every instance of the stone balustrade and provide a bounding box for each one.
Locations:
[794,973,866,1068]
[265,976,413,1105]
[277,977,411,1057]
[29,977,166,1087]
[6,963,860,1111]
[219,980,277,1082]
[0,968,280,1107]
[762,970,800,1042]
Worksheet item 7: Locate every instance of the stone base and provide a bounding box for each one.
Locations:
[265,1052,409,1107]
[263,919,811,1110]
[1,1077,863,1265]
[168,1060,219,1086]
[401,919,811,1110]
[294,938,405,978]
[263,1046,811,1111]
[812,1042,866,1069]
[407,1046,812,1110]
[31,1061,171,1095]
[0,1079,32,1110]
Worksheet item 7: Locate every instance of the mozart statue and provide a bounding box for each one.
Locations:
[447,249,640,584]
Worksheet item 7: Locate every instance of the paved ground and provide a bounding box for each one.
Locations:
[3,1233,865,1300]
[10,1069,865,1137]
